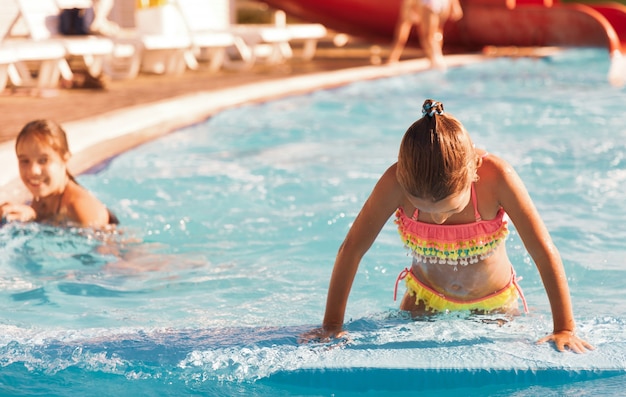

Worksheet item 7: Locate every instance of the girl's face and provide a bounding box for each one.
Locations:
[408,185,472,224]
[16,135,68,199]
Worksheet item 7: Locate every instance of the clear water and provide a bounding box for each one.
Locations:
[1,48,626,396]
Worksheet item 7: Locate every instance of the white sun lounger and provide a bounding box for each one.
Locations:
[0,0,65,91]
[14,0,115,80]
[272,9,327,61]
[171,0,251,71]
[174,0,298,69]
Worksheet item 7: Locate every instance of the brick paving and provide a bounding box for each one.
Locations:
[0,40,413,144]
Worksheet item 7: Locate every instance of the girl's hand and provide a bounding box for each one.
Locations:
[298,326,347,344]
[537,331,595,353]
[0,203,36,223]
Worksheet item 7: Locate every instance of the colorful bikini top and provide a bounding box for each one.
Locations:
[395,184,509,266]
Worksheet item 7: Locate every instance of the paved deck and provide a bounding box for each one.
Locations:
[0,41,400,144]
[0,40,489,203]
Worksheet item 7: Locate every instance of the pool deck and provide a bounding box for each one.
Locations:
[0,41,557,203]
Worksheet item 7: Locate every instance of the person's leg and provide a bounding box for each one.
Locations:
[418,8,445,69]
[387,21,413,64]
[388,0,421,64]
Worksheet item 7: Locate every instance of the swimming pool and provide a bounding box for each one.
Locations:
[1,48,625,396]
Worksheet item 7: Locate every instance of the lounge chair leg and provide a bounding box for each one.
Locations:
[58,59,74,82]
[84,55,105,77]
[278,42,293,61]
[223,38,255,71]
[184,50,199,71]
[37,60,61,89]
[207,48,226,72]
[164,50,187,75]
[9,62,34,87]
[7,64,24,87]
[0,65,9,92]
[124,51,142,79]
[301,39,318,61]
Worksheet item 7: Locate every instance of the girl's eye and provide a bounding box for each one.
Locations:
[38,158,48,165]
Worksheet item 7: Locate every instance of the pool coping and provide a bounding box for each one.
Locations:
[0,54,489,204]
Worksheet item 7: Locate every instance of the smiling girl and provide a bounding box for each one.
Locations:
[0,119,118,228]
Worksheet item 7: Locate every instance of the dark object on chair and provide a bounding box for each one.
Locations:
[59,8,94,35]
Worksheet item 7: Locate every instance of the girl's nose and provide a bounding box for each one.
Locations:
[29,163,42,175]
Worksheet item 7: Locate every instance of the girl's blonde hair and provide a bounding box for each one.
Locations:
[396,99,480,201]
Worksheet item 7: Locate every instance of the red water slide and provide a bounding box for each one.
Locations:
[261,0,626,54]
[587,2,626,52]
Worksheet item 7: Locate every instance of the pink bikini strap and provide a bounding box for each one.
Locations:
[471,183,481,221]
[512,272,529,314]
[394,268,410,301]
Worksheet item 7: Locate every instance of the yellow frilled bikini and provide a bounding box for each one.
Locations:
[394,183,528,314]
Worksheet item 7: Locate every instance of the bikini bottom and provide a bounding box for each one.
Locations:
[394,267,529,314]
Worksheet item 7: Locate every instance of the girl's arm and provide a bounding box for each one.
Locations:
[301,164,404,341]
[489,156,593,353]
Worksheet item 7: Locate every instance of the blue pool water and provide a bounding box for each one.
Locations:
[1,48,626,396]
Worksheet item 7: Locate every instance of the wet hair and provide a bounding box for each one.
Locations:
[396,99,480,201]
[16,119,77,183]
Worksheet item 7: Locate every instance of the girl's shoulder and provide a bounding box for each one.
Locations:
[477,150,513,177]
[476,151,527,205]
[63,183,109,227]
[64,182,99,205]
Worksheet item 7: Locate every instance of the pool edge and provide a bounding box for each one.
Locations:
[0,54,487,203]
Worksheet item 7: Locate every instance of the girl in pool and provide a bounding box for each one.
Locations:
[302,99,593,353]
[0,119,118,228]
